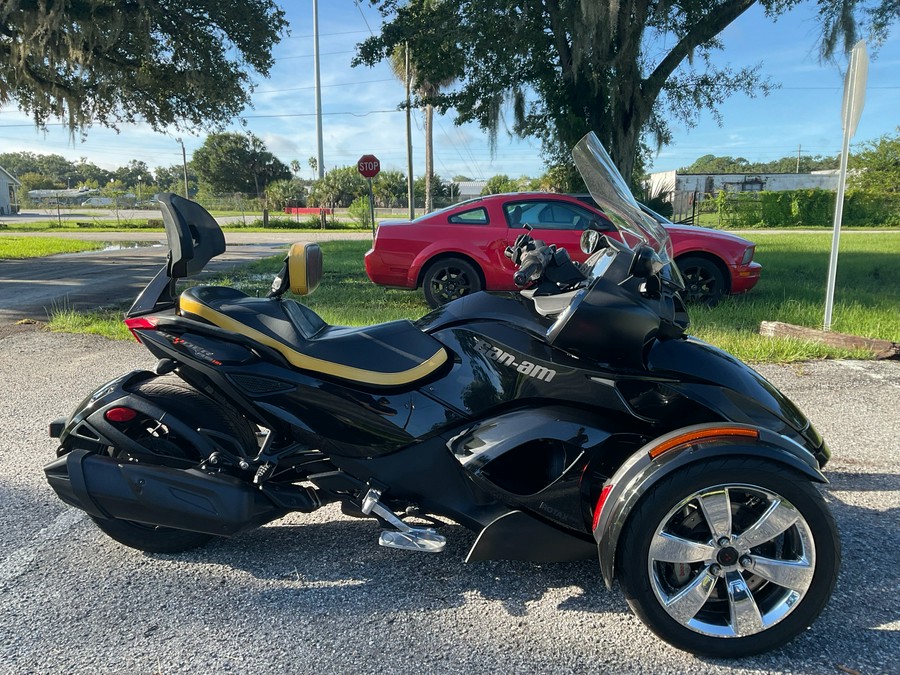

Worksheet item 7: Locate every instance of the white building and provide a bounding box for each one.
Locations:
[454,180,488,202]
[0,165,20,215]
[648,169,840,219]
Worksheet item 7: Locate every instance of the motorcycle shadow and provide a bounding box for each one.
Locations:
[818,471,900,647]
[164,505,624,619]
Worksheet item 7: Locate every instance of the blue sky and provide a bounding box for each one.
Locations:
[0,1,896,180]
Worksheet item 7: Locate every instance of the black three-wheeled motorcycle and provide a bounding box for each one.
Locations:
[45,134,839,657]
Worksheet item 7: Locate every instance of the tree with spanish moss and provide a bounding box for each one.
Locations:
[358,0,898,184]
[0,0,287,133]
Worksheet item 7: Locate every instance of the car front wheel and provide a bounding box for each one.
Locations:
[677,256,726,306]
[422,257,482,308]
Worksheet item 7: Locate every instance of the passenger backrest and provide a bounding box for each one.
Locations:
[288,242,323,296]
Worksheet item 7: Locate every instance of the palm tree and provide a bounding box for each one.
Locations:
[389,38,454,213]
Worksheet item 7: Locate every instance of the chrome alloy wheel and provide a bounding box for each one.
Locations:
[647,484,816,638]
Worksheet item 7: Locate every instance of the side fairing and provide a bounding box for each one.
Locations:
[424,321,634,419]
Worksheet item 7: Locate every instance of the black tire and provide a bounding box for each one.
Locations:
[89,376,258,554]
[677,256,726,307]
[617,457,840,658]
[422,257,482,308]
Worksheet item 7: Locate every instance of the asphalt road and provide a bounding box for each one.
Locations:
[0,232,368,326]
[0,327,897,674]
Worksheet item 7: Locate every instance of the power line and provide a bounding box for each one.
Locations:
[240,109,399,119]
[254,78,396,94]
[276,49,356,60]
[354,1,376,37]
[284,29,372,39]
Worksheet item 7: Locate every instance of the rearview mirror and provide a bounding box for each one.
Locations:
[580,229,602,255]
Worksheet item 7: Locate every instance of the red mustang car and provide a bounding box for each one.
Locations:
[365,193,761,308]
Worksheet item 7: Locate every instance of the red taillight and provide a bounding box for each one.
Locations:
[123,316,159,343]
[591,484,613,532]
[105,407,138,423]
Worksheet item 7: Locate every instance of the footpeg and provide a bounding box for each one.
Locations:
[360,488,447,553]
[379,528,446,553]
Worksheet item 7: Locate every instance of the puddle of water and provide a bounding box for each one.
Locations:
[62,241,164,255]
[99,241,164,252]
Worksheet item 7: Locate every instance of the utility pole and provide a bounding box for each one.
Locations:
[313,0,325,179]
[796,144,801,173]
[405,43,414,219]
[177,138,189,198]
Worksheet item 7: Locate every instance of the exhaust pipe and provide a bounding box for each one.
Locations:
[44,449,315,536]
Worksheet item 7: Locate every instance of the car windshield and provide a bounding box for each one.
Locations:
[572,133,673,262]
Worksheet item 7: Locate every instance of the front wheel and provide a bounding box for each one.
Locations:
[422,257,482,308]
[617,458,840,657]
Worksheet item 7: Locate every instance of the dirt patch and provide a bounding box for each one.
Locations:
[0,318,46,340]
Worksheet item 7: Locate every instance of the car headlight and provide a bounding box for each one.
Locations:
[740,245,755,265]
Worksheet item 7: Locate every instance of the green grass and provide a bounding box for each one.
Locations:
[0,236,106,258]
[47,234,900,363]
[49,306,133,340]
[688,232,899,360]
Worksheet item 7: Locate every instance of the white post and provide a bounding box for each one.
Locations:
[823,40,868,331]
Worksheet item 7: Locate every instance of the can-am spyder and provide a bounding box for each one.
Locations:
[45,133,839,658]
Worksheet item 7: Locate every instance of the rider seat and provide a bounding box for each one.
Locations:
[177,243,448,388]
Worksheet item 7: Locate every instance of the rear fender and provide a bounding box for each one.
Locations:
[54,370,225,462]
[591,423,825,588]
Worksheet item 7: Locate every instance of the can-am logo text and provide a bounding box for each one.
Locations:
[475,340,556,382]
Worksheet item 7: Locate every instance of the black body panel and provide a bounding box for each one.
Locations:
[45,449,293,536]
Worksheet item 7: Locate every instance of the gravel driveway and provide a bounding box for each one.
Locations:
[0,328,897,674]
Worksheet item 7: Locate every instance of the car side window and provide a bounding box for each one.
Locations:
[504,200,601,230]
[448,207,489,225]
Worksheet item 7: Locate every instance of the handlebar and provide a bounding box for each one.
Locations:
[514,253,545,287]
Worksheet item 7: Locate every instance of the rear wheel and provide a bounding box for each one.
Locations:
[422,257,482,308]
[677,256,726,306]
[618,458,840,657]
[90,376,258,554]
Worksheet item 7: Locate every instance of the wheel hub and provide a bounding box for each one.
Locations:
[715,545,740,567]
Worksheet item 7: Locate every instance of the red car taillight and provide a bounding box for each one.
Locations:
[123,316,159,343]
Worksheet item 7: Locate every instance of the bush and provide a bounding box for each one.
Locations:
[348,196,373,230]
[759,192,793,226]
[713,188,900,227]
[844,191,900,226]
[790,189,833,226]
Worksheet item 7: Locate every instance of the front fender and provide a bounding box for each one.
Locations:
[592,423,825,588]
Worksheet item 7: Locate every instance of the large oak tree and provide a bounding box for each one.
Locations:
[192,132,290,197]
[0,0,286,133]
[358,0,897,183]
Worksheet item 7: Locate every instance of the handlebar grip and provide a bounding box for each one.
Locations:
[514,258,543,287]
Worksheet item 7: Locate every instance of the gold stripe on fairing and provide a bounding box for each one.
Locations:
[288,242,309,296]
[178,295,448,386]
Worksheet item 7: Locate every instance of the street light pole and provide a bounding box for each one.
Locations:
[313,0,325,180]
[405,43,414,220]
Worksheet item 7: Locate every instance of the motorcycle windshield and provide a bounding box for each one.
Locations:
[572,132,674,263]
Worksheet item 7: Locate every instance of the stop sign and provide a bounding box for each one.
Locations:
[357,154,381,179]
